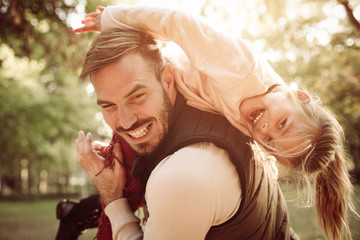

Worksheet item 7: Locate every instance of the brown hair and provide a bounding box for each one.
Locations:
[80,26,165,81]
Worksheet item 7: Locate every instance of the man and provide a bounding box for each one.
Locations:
[76,25,297,239]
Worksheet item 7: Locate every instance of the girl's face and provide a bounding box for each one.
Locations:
[239,90,307,164]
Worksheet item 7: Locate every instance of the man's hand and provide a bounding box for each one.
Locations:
[72,6,104,33]
[92,140,108,158]
[76,130,126,206]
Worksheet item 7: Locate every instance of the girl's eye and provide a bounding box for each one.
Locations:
[278,119,287,129]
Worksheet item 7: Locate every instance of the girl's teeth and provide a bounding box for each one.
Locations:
[253,111,264,124]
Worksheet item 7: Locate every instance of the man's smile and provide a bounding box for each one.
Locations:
[127,122,152,139]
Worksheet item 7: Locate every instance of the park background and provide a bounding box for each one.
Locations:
[0,0,359,239]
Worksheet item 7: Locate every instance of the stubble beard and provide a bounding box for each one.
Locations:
[126,88,173,156]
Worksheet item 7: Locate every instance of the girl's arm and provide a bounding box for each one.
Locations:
[101,6,285,129]
[102,5,263,88]
[99,5,285,135]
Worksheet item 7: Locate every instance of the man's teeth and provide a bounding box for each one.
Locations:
[253,111,264,124]
[128,124,150,139]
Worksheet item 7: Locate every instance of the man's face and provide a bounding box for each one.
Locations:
[92,53,175,156]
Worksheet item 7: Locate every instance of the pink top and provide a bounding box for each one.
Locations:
[101,5,285,136]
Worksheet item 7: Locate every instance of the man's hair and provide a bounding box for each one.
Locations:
[80,26,165,81]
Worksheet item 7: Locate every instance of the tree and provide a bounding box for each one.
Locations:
[0,0,113,195]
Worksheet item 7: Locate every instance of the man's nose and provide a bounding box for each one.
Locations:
[117,107,137,130]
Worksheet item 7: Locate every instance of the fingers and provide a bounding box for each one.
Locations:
[76,131,105,176]
[96,6,105,12]
[76,130,87,164]
[83,15,98,23]
[112,144,126,186]
[92,140,108,158]
[92,140,108,150]
[72,25,98,33]
[113,143,124,166]
[84,132,92,153]
[76,130,85,155]
[76,131,97,157]
[72,7,102,33]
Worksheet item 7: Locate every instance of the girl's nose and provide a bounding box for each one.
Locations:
[259,121,273,136]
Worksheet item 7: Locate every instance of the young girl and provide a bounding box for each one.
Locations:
[75,5,357,240]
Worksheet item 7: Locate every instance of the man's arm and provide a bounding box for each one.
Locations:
[144,142,241,239]
[105,198,143,240]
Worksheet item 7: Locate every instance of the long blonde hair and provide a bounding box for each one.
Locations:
[263,86,357,240]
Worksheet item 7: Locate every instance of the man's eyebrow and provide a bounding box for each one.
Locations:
[125,84,147,98]
[96,84,148,105]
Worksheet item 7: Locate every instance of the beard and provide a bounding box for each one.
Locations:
[116,86,173,156]
[137,92,173,156]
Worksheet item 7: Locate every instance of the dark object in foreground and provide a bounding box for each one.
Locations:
[55,194,102,240]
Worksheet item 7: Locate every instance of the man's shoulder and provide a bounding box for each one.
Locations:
[146,142,241,219]
[148,142,237,189]
[167,142,230,167]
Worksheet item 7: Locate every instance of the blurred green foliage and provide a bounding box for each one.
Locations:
[0,0,114,195]
[0,0,359,198]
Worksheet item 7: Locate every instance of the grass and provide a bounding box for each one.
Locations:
[0,199,96,240]
[283,184,360,240]
[0,185,359,239]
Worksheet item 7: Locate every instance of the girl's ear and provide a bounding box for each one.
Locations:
[296,90,311,103]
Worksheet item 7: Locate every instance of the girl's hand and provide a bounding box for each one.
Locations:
[72,6,105,33]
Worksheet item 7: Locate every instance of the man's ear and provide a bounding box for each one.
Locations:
[161,63,177,103]
[295,90,311,103]
[161,63,175,92]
